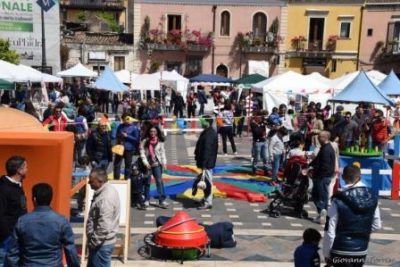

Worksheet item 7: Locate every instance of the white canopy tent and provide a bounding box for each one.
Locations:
[160,70,189,99]
[0,60,20,81]
[252,71,331,95]
[306,72,332,86]
[114,70,138,84]
[17,65,63,83]
[331,70,386,93]
[57,62,98,78]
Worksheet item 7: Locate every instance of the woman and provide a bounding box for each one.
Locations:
[219,101,237,155]
[140,126,168,209]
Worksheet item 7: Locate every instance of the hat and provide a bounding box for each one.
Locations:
[336,105,344,112]
[124,116,138,123]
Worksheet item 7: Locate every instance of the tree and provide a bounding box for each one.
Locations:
[0,39,19,64]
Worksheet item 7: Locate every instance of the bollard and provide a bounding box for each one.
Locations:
[392,160,400,200]
[191,119,196,134]
[371,162,381,197]
[162,116,168,129]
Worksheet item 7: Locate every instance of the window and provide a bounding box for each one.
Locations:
[166,61,182,73]
[387,22,400,54]
[253,12,267,38]
[308,17,325,51]
[332,59,337,73]
[216,64,228,77]
[167,14,182,31]
[185,56,202,77]
[114,56,125,71]
[93,65,105,73]
[340,22,351,38]
[367,28,373,37]
[220,11,230,36]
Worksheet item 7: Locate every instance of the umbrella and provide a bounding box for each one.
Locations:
[234,74,268,89]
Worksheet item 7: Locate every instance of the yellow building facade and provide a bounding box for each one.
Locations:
[284,1,364,78]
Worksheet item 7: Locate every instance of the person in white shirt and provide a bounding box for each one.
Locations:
[322,165,381,267]
[268,127,288,185]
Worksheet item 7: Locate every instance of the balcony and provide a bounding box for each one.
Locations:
[236,32,279,55]
[145,43,181,51]
[287,37,337,58]
[60,0,125,11]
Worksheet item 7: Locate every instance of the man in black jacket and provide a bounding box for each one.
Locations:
[0,156,28,267]
[310,131,336,225]
[173,92,185,118]
[195,115,218,210]
[86,121,112,170]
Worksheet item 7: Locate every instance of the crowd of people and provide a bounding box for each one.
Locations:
[0,81,394,266]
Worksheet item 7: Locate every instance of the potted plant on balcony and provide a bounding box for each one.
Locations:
[327,35,339,51]
[291,36,307,51]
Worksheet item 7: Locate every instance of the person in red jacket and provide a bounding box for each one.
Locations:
[370,109,391,151]
[42,103,68,131]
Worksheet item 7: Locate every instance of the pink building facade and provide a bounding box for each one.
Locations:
[133,0,285,79]
[359,1,400,74]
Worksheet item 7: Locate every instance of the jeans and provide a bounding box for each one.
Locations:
[112,101,119,114]
[312,176,332,214]
[203,169,213,205]
[271,153,282,182]
[87,244,114,267]
[113,150,135,180]
[0,237,11,267]
[143,166,166,203]
[199,103,205,116]
[220,126,236,154]
[252,142,268,171]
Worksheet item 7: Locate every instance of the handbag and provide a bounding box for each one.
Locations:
[112,144,124,156]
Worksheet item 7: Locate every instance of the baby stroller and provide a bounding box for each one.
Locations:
[268,156,309,218]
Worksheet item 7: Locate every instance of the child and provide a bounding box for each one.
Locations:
[130,162,147,210]
[268,127,288,185]
[294,228,321,267]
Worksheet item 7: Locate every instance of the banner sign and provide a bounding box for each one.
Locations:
[0,0,60,73]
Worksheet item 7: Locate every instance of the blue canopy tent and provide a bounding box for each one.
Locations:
[94,66,129,93]
[189,74,232,85]
[330,71,394,106]
[378,70,400,96]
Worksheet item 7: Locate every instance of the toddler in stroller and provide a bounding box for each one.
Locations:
[268,155,309,218]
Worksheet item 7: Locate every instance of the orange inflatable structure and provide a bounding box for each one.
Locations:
[0,108,74,217]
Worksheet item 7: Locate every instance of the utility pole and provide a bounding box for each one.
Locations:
[41,5,47,70]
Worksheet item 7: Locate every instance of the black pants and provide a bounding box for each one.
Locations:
[199,103,205,116]
[187,105,196,118]
[220,126,236,154]
[113,150,134,180]
[330,253,366,267]
[174,108,184,118]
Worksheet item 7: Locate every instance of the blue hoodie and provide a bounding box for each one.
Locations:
[294,243,320,267]
[116,123,140,152]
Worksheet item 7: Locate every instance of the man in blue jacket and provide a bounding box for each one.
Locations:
[114,115,140,180]
[6,183,80,267]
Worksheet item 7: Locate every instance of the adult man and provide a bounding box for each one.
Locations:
[310,131,336,225]
[87,168,120,267]
[6,183,80,267]
[323,165,381,267]
[0,156,28,266]
[173,92,185,118]
[42,103,68,131]
[113,115,140,180]
[370,109,391,151]
[197,88,207,116]
[250,111,268,175]
[86,120,113,170]
[194,115,218,210]
[339,112,359,149]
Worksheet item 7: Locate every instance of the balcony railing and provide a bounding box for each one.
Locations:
[387,40,400,55]
[241,46,276,54]
[60,0,125,10]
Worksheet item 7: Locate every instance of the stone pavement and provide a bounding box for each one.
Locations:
[72,133,400,266]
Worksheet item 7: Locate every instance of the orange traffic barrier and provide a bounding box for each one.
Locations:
[392,161,400,200]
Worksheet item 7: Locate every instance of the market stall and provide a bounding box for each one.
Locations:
[330,71,394,191]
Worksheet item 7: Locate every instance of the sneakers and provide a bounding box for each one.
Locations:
[197,204,212,210]
[233,152,238,155]
[312,216,321,224]
[320,209,327,225]
[137,204,147,210]
[144,201,150,207]
[159,201,169,209]
[271,181,279,187]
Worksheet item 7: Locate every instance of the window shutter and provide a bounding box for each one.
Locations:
[387,22,395,53]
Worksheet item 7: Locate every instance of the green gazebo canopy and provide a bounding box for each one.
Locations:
[234,73,268,89]
[0,79,14,90]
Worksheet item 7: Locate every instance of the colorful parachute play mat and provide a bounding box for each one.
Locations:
[149,164,277,203]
